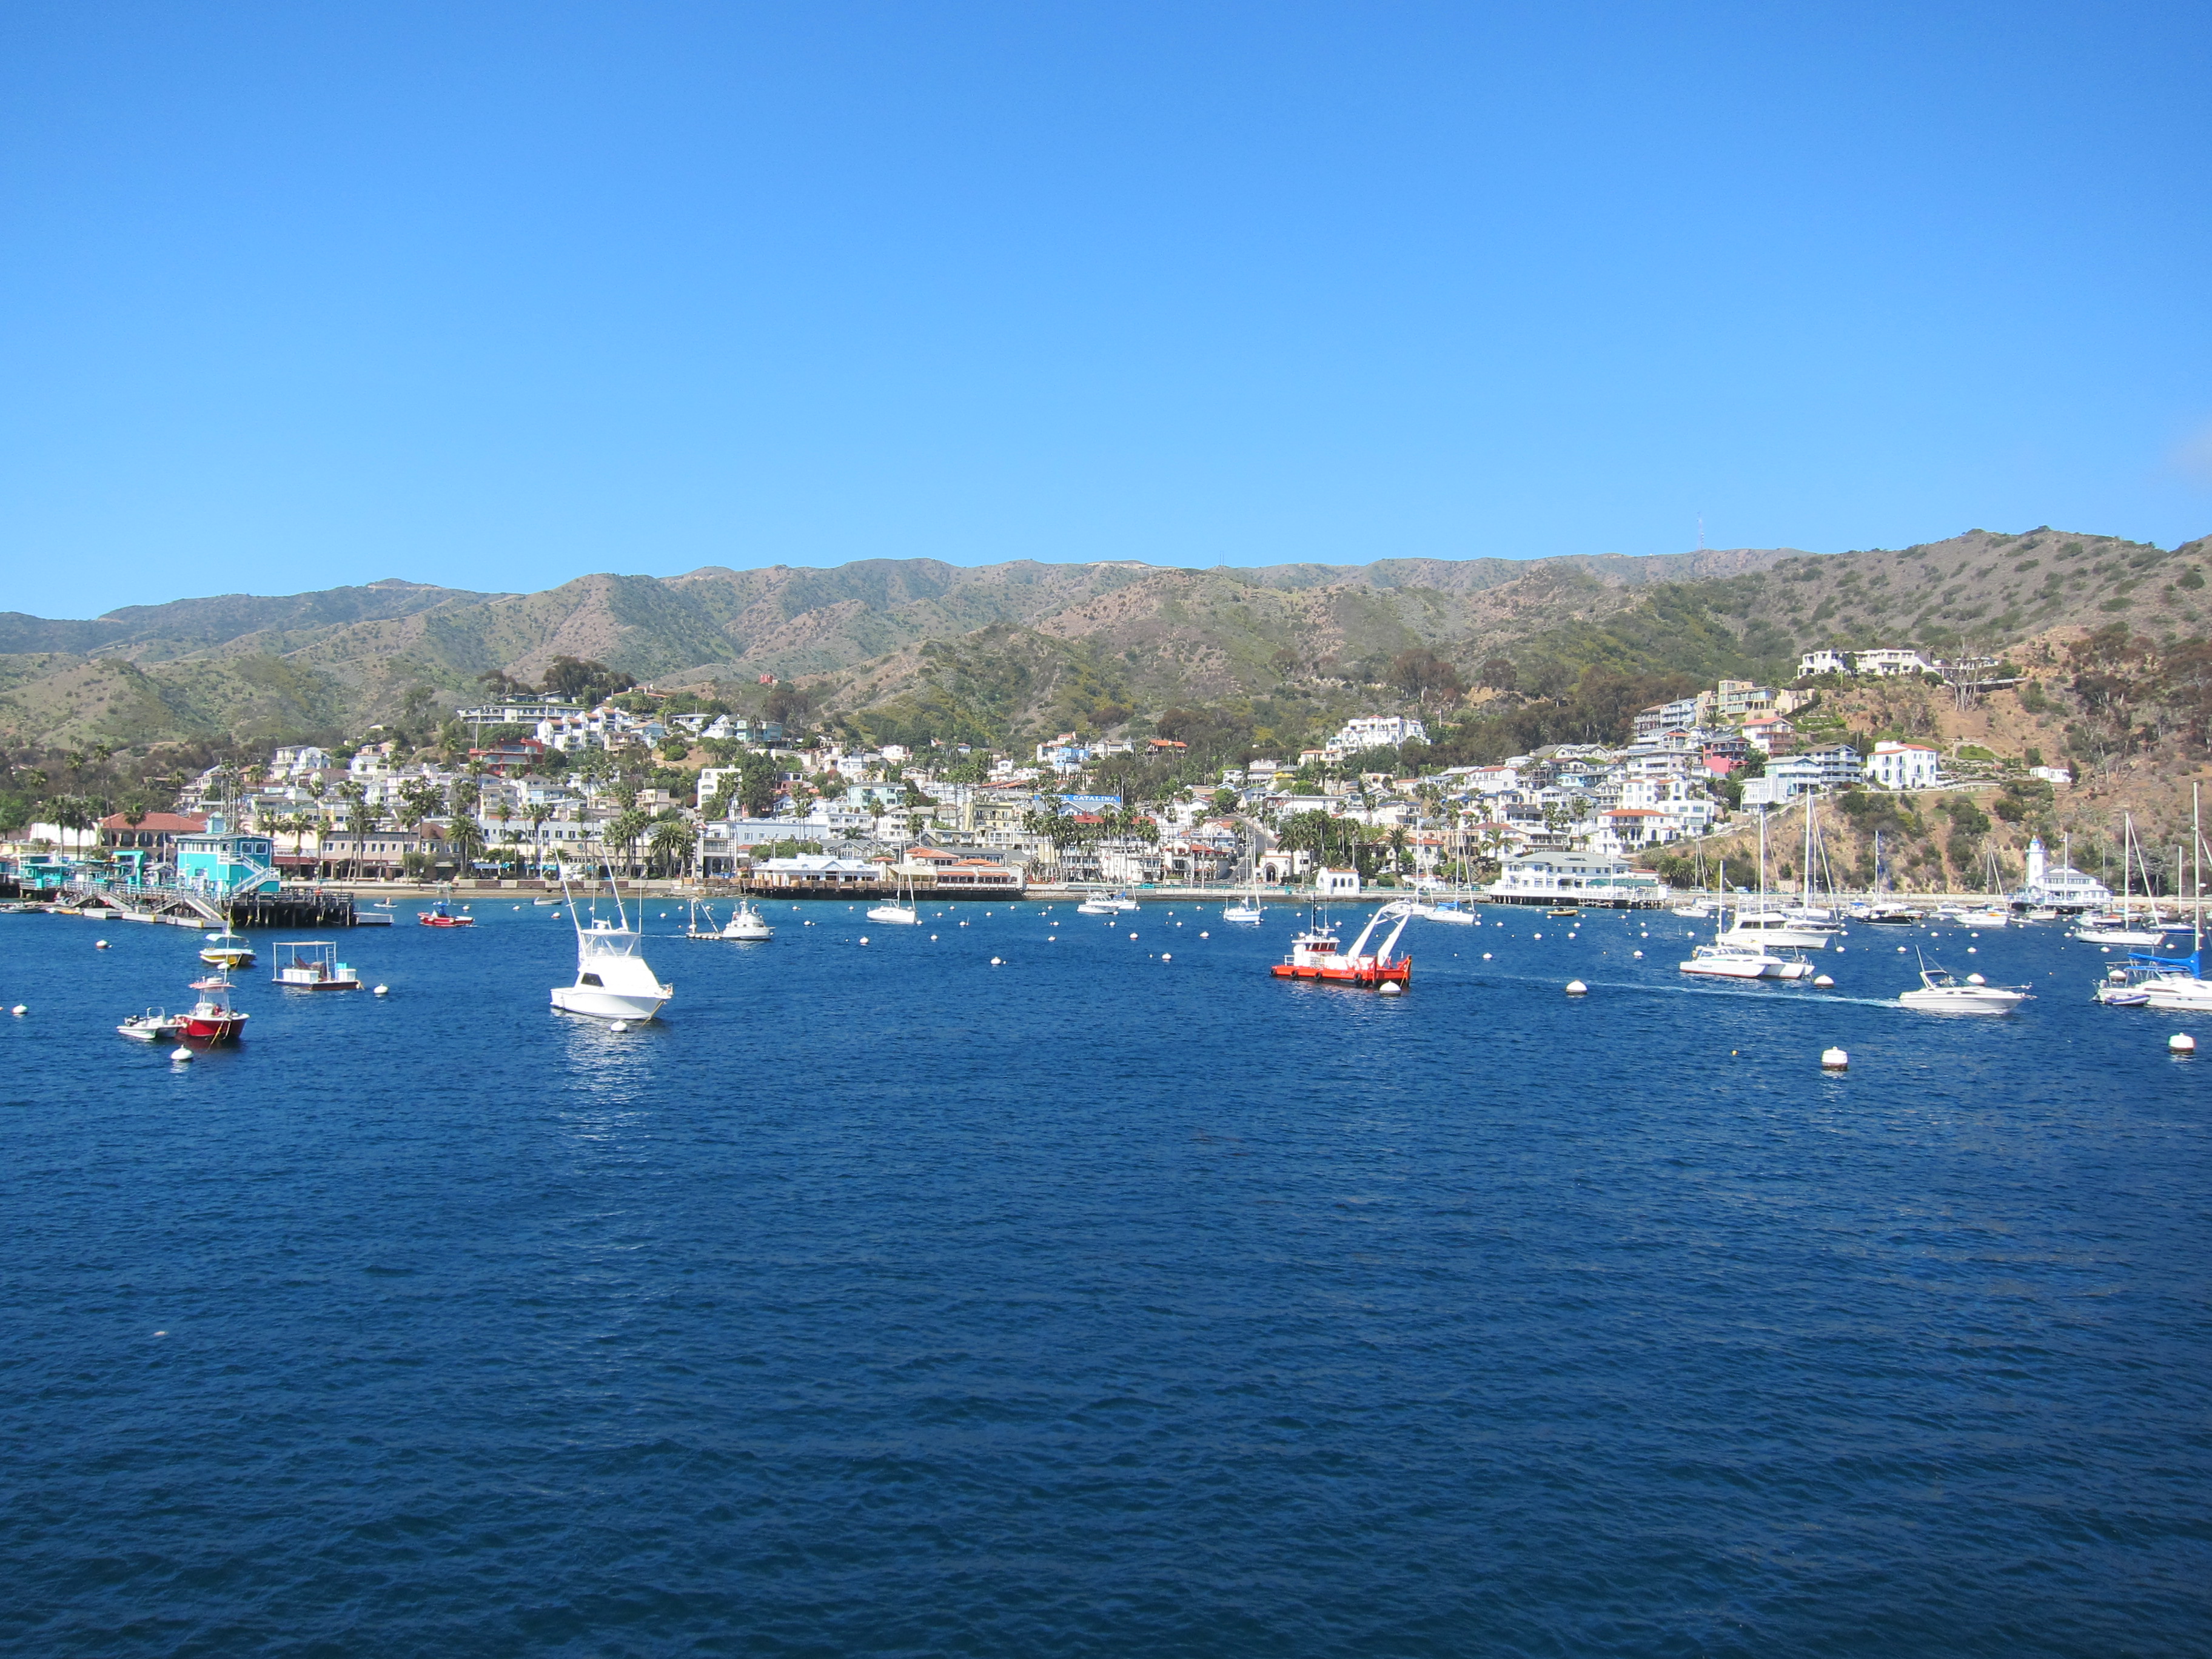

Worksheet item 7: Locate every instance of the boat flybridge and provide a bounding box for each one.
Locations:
[1270,901,1416,986]
[552,876,672,1023]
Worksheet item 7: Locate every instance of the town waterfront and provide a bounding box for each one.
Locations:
[5,903,2211,1655]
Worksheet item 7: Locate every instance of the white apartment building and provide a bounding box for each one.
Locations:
[1855,649,1935,677]
[1329,715,1429,757]
[1797,649,1851,677]
[1866,740,1941,789]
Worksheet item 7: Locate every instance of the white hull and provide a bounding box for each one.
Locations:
[551,983,671,1022]
[1726,922,1834,950]
[866,905,920,925]
[1222,904,1264,924]
[2074,927,2163,946]
[1899,987,2025,1013]
[1414,903,1476,925]
[2140,979,2212,1011]
[1680,950,1811,980]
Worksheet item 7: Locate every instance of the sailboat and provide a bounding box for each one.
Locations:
[551,874,673,1022]
[2123,789,2212,1010]
[867,868,922,925]
[1854,830,1917,923]
[1682,859,1814,980]
[2074,815,2164,945]
[1223,843,1264,924]
[1724,810,1834,949]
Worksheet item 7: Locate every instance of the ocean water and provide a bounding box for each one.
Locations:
[3,897,2209,1658]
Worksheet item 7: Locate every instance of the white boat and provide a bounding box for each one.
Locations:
[1898,960,2028,1014]
[1076,894,1121,916]
[551,879,673,1022]
[1222,899,1264,923]
[1413,899,1477,925]
[1679,857,1811,979]
[866,870,922,925]
[2071,814,2158,942]
[116,1007,178,1042]
[1681,941,1814,980]
[1671,899,1718,919]
[271,940,360,990]
[200,927,255,968]
[1724,809,1837,948]
[1105,892,1140,912]
[1957,907,2011,930]
[719,899,774,940]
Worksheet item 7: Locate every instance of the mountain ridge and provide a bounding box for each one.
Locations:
[1,531,2202,752]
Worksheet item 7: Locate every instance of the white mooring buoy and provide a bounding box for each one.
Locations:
[611,1021,629,1033]
[1378,981,1403,996]
[10,1004,24,1016]
[96,939,110,949]
[1813,974,1835,988]
[1566,980,1587,996]
[1822,1047,1849,1071]
[990,956,1003,966]
[170,1045,193,1062]
[373,984,389,996]
[2171,1033,2196,1056]
[1161,952,1171,962]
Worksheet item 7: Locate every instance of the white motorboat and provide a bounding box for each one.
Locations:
[116,1007,178,1042]
[1957,907,2010,929]
[719,899,774,940]
[551,879,672,1022]
[1076,895,1121,916]
[200,926,255,968]
[271,940,360,990]
[1898,959,2028,1014]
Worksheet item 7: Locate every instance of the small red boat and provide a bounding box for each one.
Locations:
[1270,902,1415,987]
[176,974,249,1043]
[417,896,474,928]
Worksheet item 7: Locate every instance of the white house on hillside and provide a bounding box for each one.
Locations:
[1867,740,1940,789]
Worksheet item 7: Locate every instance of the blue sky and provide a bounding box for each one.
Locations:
[2,2,2208,617]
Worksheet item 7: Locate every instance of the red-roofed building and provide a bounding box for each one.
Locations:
[99,811,208,851]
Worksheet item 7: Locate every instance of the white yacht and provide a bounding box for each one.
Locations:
[552,880,672,1022]
[719,900,774,940]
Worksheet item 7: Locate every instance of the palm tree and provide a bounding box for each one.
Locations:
[648,816,697,879]
[604,807,652,876]
[332,780,372,882]
[446,815,486,880]
[528,803,554,877]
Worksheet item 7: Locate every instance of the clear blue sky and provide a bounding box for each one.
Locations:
[3,2,2208,617]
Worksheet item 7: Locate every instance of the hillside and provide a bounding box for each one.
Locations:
[0,526,2204,756]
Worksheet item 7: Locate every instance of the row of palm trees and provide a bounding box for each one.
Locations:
[266,789,701,881]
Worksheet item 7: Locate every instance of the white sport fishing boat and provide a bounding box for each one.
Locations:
[1898,957,2029,1014]
[551,877,672,1022]
[684,896,777,940]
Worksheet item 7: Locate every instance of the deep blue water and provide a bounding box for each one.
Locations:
[4,896,2210,1657]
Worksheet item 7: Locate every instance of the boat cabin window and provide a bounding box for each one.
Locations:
[580,973,603,987]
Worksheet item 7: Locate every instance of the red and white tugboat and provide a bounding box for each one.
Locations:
[1270,901,1416,988]
[176,971,249,1044]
